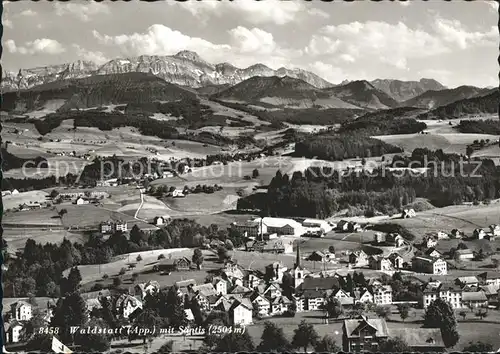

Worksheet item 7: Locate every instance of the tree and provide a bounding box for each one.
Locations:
[459,310,467,320]
[324,296,343,319]
[292,320,319,353]
[379,337,411,352]
[158,340,174,353]
[136,254,143,262]
[130,308,160,344]
[215,332,255,352]
[463,341,493,352]
[217,246,230,262]
[396,303,410,322]
[130,225,145,245]
[257,321,291,352]
[50,189,60,199]
[158,254,165,260]
[75,318,111,352]
[131,273,139,283]
[314,335,341,352]
[66,267,82,294]
[252,168,260,178]
[58,208,68,218]
[50,292,88,344]
[328,245,335,254]
[424,299,460,348]
[375,305,391,320]
[113,277,122,287]
[192,248,204,270]
[165,286,188,328]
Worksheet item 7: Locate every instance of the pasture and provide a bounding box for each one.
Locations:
[2,190,49,211]
[4,228,85,254]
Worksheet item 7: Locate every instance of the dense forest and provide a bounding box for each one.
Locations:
[1,148,49,171]
[211,98,364,125]
[32,110,252,147]
[416,90,499,120]
[294,134,403,160]
[456,119,500,135]
[238,149,500,217]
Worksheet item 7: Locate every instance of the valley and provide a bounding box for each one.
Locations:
[2,49,499,354]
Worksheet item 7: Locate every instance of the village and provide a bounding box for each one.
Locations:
[4,204,500,352]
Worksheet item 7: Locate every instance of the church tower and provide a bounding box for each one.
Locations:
[293,244,304,289]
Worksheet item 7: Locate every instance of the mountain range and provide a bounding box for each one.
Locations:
[401,85,492,109]
[2,50,332,92]
[370,78,447,102]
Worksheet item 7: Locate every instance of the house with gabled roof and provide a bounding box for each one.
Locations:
[229,298,253,326]
[10,301,32,321]
[342,316,389,352]
[4,321,24,344]
[424,248,442,258]
[368,256,393,271]
[354,288,374,304]
[250,292,271,318]
[270,296,293,315]
[387,253,404,269]
[349,250,369,267]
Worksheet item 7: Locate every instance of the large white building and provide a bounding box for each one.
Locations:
[302,219,333,234]
[412,256,447,275]
[422,283,463,309]
[232,217,306,238]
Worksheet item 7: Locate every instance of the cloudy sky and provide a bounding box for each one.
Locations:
[3,0,498,88]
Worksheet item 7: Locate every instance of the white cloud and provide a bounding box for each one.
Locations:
[6,38,66,55]
[93,24,231,60]
[229,27,277,55]
[432,18,497,49]
[307,61,347,85]
[19,9,36,17]
[307,8,330,19]
[54,2,110,22]
[170,0,326,25]
[72,44,108,65]
[305,18,496,70]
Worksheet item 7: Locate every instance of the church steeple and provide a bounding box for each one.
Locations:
[295,243,301,269]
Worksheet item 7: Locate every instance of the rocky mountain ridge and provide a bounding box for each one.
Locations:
[2,51,333,91]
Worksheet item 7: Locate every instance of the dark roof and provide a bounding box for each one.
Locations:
[300,277,339,291]
[343,316,389,339]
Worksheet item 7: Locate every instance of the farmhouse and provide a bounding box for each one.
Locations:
[373,232,386,244]
[4,321,23,344]
[10,301,32,321]
[386,233,405,247]
[75,196,90,205]
[231,221,264,238]
[354,289,374,304]
[154,257,191,272]
[456,276,479,287]
[134,281,160,300]
[422,283,463,309]
[153,215,171,226]
[115,294,143,318]
[229,299,253,326]
[454,249,474,261]
[349,250,369,267]
[462,291,488,308]
[489,224,500,237]
[302,218,333,233]
[387,253,404,269]
[425,248,442,258]
[450,229,463,239]
[412,256,447,275]
[100,220,128,234]
[342,316,389,352]
[172,189,185,198]
[261,217,305,236]
[371,285,393,305]
[369,256,393,271]
[473,228,486,239]
[251,293,271,317]
[402,208,416,218]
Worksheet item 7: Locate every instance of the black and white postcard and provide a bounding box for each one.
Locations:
[1,0,499,352]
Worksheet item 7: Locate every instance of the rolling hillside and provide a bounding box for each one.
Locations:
[324,80,399,110]
[212,76,358,108]
[1,72,196,114]
[401,85,491,109]
[370,78,446,101]
[416,89,500,119]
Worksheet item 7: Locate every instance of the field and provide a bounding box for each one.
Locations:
[3,208,62,226]
[2,190,49,211]
[4,228,86,253]
[387,202,500,240]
